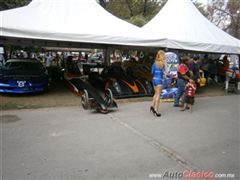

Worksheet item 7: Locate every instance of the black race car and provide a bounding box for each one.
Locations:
[64,60,117,114]
[65,77,117,114]
[89,64,153,98]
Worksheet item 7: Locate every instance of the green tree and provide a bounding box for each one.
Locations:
[0,0,31,11]
[226,0,240,39]
[193,1,208,17]
[197,0,240,39]
[105,0,131,20]
[104,0,165,27]
[98,0,107,8]
[129,15,147,27]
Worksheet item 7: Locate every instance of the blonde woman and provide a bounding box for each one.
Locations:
[150,50,166,117]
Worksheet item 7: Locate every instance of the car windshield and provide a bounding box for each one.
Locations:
[5,61,44,72]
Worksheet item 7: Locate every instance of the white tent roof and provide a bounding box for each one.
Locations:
[142,0,240,54]
[0,0,143,47]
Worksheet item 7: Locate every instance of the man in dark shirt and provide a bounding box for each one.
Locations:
[189,56,200,81]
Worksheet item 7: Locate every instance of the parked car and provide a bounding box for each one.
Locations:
[65,77,117,114]
[0,59,49,93]
[89,63,154,98]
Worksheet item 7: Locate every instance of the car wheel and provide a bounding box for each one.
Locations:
[81,89,89,110]
[104,88,113,106]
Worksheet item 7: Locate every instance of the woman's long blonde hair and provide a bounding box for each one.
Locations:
[155,50,166,68]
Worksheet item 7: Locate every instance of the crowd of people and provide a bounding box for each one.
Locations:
[150,51,197,117]
[150,50,236,117]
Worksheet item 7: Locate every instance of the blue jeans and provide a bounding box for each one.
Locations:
[174,79,186,105]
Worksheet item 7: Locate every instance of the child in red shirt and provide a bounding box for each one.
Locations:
[181,78,197,112]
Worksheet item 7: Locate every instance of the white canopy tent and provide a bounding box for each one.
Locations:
[0,0,145,47]
[0,0,239,54]
[141,0,240,54]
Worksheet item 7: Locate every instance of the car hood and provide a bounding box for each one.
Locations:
[0,69,46,79]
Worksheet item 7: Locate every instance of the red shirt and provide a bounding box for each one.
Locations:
[178,63,190,80]
[185,83,197,97]
[178,64,189,75]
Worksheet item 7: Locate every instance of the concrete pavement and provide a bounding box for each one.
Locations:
[1,95,239,180]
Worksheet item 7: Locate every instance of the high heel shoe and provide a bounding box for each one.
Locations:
[150,106,161,117]
[150,106,154,113]
[154,112,161,117]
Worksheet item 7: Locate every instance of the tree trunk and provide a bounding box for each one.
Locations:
[143,0,148,17]
[125,0,134,17]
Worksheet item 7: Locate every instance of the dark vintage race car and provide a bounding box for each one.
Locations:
[65,76,117,114]
[89,64,154,98]
[0,59,49,93]
[63,62,117,113]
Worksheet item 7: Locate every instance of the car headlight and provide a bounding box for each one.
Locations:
[112,81,121,93]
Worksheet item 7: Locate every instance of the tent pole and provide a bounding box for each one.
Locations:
[238,55,240,69]
[9,45,13,59]
[104,47,111,66]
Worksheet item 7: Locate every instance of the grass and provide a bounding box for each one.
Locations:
[0,103,46,110]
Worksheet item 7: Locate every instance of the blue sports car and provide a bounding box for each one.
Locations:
[0,59,49,93]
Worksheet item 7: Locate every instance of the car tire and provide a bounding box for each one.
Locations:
[81,89,89,110]
[104,88,113,106]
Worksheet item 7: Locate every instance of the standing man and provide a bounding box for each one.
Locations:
[174,56,192,107]
[189,56,200,81]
